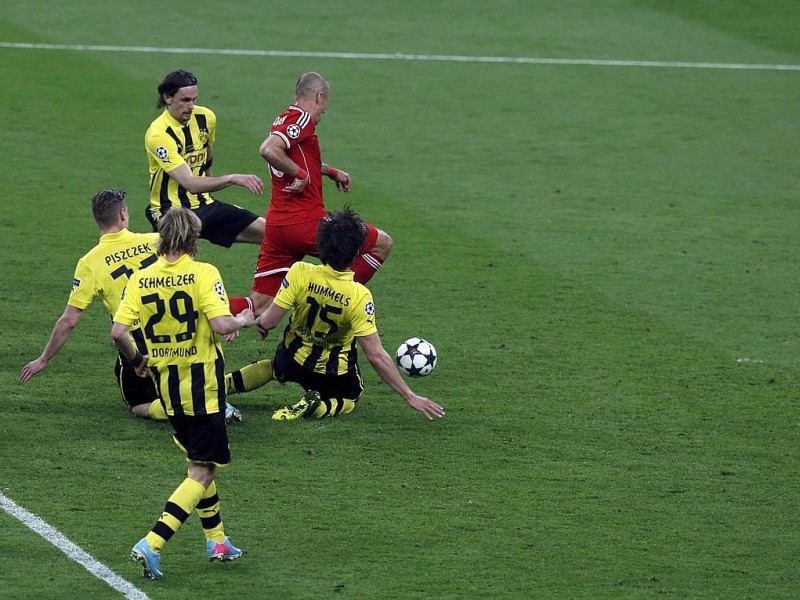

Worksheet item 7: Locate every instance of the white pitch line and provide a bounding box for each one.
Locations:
[0,491,150,600]
[1,41,799,71]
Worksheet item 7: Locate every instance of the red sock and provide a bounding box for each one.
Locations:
[351,253,384,284]
[229,296,253,315]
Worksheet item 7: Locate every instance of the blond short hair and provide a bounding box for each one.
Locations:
[156,208,202,257]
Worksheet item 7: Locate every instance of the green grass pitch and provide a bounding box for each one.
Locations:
[1,1,799,598]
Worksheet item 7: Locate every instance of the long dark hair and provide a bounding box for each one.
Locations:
[156,70,198,108]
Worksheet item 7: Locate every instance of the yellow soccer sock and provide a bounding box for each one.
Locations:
[145,478,206,551]
[195,480,226,543]
[310,398,357,418]
[147,400,168,421]
[225,359,274,395]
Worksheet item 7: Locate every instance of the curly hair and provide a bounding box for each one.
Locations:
[317,206,367,271]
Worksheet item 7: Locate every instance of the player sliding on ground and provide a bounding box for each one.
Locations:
[252,206,445,421]
[20,189,271,423]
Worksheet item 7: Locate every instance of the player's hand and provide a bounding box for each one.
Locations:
[232,174,264,194]
[407,394,445,420]
[20,357,47,382]
[224,331,240,343]
[134,355,150,377]
[256,321,270,341]
[329,169,351,192]
[236,309,255,328]
[283,174,309,194]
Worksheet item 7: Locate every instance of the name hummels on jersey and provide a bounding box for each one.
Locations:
[138,274,196,288]
[307,282,351,306]
[104,243,154,266]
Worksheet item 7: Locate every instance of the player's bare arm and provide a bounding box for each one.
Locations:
[168,162,264,195]
[259,134,309,194]
[357,333,445,420]
[20,305,84,382]
[254,303,289,339]
[110,322,150,378]
[322,163,351,192]
[210,309,256,336]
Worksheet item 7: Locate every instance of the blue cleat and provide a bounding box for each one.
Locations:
[131,538,163,580]
[225,402,243,424]
[207,536,243,561]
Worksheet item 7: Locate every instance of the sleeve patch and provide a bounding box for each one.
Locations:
[286,124,301,139]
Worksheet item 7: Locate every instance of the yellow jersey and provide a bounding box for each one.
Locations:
[69,229,159,353]
[114,253,232,416]
[68,229,159,316]
[145,105,217,214]
[274,262,378,376]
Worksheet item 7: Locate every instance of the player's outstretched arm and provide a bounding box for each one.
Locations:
[210,309,256,336]
[20,305,84,382]
[254,302,289,339]
[322,164,351,192]
[357,333,445,420]
[168,163,263,195]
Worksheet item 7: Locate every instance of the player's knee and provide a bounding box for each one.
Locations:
[372,230,393,259]
[130,403,151,419]
[238,218,265,244]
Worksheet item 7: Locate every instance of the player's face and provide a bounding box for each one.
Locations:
[314,91,330,123]
[166,85,199,124]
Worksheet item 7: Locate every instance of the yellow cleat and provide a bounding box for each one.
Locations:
[272,390,321,421]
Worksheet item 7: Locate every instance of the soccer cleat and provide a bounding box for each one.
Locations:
[225,402,243,424]
[131,538,163,580]
[207,536,243,561]
[271,390,321,421]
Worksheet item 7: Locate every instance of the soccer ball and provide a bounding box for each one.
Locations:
[395,337,438,377]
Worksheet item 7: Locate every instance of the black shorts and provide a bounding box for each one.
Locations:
[168,411,230,466]
[115,353,159,409]
[272,343,364,402]
[146,202,259,248]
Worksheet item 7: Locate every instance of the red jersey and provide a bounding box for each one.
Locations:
[266,105,327,225]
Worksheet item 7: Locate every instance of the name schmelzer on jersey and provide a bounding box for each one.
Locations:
[138,274,196,288]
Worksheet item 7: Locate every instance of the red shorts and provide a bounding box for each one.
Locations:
[253,219,379,296]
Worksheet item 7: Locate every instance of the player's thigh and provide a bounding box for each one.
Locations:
[197,202,260,248]
[169,412,231,467]
[272,346,363,401]
[115,356,158,408]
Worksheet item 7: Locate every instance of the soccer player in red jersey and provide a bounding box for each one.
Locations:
[228,72,392,316]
